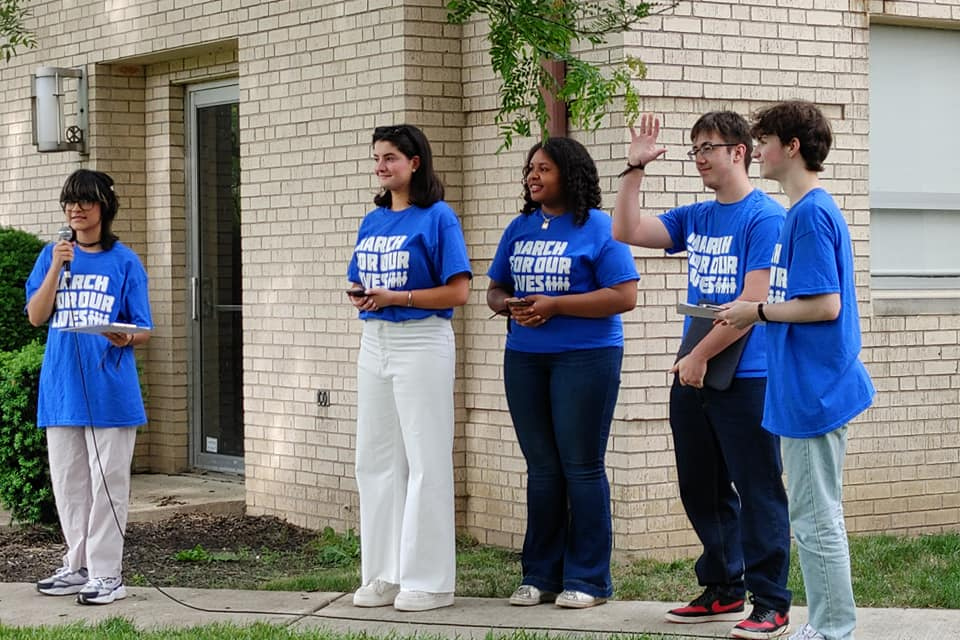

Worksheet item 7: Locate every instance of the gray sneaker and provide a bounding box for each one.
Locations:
[509,584,558,606]
[555,589,607,609]
[76,576,127,605]
[788,624,826,640]
[36,566,89,596]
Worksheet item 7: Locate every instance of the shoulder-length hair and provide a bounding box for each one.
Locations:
[521,137,600,226]
[372,124,444,208]
[59,169,120,250]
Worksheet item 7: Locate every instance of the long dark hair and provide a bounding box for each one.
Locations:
[59,169,120,250]
[372,124,444,209]
[521,137,600,226]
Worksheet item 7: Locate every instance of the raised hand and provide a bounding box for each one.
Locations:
[628,114,668,168]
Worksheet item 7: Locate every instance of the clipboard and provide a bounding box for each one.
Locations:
[676,302,724,319]
[59,323,150,335]
[676,317,751,391]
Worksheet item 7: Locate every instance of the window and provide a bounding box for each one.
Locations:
[869,24,960,292]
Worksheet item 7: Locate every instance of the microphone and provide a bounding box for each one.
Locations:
[57,226,73,284]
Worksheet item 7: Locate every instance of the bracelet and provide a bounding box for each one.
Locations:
[126,333,135,347]
[407,290,413,307]
[618,161,645,177]
[757,303,768,322]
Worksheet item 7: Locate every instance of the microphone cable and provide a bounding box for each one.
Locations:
[64,281,697,637]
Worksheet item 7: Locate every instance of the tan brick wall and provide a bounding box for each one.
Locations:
[0,0,957,561]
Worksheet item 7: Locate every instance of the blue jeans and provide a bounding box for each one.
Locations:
[782,428,856,640]
[669,376,792,612]
[504,347,622,598]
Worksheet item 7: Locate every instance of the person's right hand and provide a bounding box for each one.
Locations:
[52,239,74,270]
[627,114,668,168]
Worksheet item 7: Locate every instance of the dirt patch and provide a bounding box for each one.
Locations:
[0,512,328,590]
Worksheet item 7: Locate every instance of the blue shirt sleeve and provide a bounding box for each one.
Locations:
[785,204,842,298]
[435,204,473,284]
[659,203,697,254]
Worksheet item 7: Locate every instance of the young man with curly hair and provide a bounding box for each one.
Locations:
[718,101,875,640]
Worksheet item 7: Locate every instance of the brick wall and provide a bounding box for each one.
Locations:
[0,0,956,560]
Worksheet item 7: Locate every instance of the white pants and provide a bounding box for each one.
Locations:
[356,317,456,593]
[46,426,138,578]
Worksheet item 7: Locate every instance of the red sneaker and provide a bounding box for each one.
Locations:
[730,604,790,639]
[664,586,745,623]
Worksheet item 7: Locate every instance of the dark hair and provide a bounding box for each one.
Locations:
[690,111,754,171]
[750,100,832,172]
[372,124,444,208]
[59,169,120,250]
[521,137,600,226]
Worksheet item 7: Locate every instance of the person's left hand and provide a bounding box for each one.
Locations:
[715,301,760,330]
[670,352,708,388]
[356,287,399,312]
[104,332,131,348]
[512,294,556,328]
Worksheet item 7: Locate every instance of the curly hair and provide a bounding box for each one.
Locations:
[372,124,444,208]
[521,137,601,226]
[750,101,832,172]
[59,169,120,251]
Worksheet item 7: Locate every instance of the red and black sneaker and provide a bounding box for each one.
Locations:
[664,585,745,623]
[730,604,790,639]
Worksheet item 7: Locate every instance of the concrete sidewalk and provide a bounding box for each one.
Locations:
[0,583,955,639]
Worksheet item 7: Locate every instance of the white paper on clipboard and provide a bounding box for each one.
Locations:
[676,302,724,319]
[59,323,150,335]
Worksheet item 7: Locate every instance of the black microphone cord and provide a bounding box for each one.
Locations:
[67,297,681,636]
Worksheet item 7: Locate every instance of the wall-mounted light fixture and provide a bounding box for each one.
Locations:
[32,66,88,154]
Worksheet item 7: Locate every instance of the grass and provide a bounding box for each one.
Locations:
[0,619,690,640]
[132,526,960,609]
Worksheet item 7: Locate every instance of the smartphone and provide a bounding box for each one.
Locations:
[507,298,532,308]
[345,288,367,298]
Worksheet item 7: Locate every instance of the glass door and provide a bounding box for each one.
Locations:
[187,81,243,473]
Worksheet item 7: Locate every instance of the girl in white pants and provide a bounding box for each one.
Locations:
[346,124,471,612]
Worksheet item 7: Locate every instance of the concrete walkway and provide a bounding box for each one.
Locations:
[1,474,954,638]
[0,584,955,639]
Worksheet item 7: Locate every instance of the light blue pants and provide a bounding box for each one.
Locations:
[782,427,856,640]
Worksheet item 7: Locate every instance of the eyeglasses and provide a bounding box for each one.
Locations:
[687,142,740,159]
[61,200,96,212]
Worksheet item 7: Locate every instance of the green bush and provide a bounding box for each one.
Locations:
[0,339,56,524]
[0,226,46,352]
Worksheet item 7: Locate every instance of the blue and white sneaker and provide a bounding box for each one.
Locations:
[36,566,89,596]
[76,576,127,605]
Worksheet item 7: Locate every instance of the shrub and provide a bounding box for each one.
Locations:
[0,339,56,524]
[0,226,46,353]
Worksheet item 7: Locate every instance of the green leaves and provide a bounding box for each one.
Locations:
[0,0,38,62]
[0,340,53,524]
[448,0,675,149]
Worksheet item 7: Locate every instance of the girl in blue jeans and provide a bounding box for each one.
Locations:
[487,137,639,608]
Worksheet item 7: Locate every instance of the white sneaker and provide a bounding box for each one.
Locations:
[509,584,558,606]
[76,576,127,605]
[352,579,400,607]
[555,589,607,609]
[788,624,826,640]
[393,590,454,611]
[36,566,89,596]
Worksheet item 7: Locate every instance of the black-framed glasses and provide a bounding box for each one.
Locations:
[60,200,96,212]
[686,142,740,159]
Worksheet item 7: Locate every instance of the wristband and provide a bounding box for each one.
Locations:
[757,303,768,322]
[618,161,645,177]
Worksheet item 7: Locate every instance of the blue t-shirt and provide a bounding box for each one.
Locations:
[347,200,472,322]
[487,208,639,353]
[660,189,785,378]
[25,242,153,428]
[762,188,875,438]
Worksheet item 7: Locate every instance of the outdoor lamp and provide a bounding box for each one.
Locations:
[31,66,88,154]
